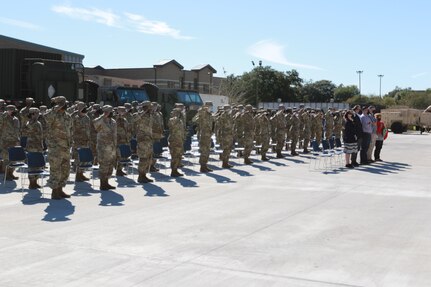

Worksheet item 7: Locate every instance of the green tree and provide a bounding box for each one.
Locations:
[334,85,359,102]
[301,80,336,102]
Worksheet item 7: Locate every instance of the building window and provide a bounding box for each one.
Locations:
[203,84,209,93]
[167,81,175,88]
[188,83,192,90]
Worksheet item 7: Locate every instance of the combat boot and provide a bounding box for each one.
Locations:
[222,160,233,169]
[51,188,63,200]
[200,165,209,173]
[303,148,310,154]
[100,178,111,190]
[205,165,213,172]
[116,168,127,176]
[5,168,18,181]
[75,170,90,182]
[149,165,159,172]
[291,151,299,156]
[171,169,183,177]
[244,158,253,165]
[29,178,39,189]
[59,187,71,198]
[276,151,284,158]
[261,154,270,161]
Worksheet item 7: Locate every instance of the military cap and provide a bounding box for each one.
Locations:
[76,101,86,112]
[29,107,40,114]
[175,103,185,107]
[237,104,244,108]
[117,106,126,113]
[151,102,158,107]
[141,101,151,107]
[278,104,285,110]
[223,104,231,109]
[39,105,47,112]
[53,96,66,107]
[6,104,17,111]
[131,101,138,106]
[102,105,113,113]
[92,104,101,110]
[124,103,132,109]
[245,104,253,111]
[25,97,34,102]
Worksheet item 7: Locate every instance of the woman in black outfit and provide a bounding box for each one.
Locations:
[343,110,358,168]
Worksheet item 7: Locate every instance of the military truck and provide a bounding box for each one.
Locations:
[380,107,431,134]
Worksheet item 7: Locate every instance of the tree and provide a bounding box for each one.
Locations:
[334,85,359,102]
[300,80,336,102]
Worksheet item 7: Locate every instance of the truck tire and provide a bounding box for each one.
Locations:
[391,122,404,134]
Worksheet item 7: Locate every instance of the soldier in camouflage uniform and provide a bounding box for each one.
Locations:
[168,108,185,177]
[324,108,334,142]
[115,106,130,176]
[150,102,164,172]
[241,105,255,164]
[285,110,293,150]
[19,97,34,133]
[270,104,287,158]
[1,105,20,180]
[193,101,214,173]
[93,105,117,190]
[301,110,311,153]
[213,106,223,145]
[290,110,300,156]
[258,110,271,161]
[45,97,73,199]
[315,110,324,148]
[333,111,343,147]
[72,102,91,182]
[233,105,244,157]
[133,101,154,183]
[217,105,234,168]
[22,107,44,189]
[88,104,102,164]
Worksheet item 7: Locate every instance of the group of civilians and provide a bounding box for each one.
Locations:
[343,105,387,169]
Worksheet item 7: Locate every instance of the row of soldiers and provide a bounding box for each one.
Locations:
[1,97,345,200]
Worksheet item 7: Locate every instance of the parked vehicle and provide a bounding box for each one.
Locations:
[380,107,431,134]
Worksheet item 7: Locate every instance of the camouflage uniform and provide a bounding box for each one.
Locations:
[19,98,34,134]
[302,111,311,153]
[324,110,334,140]
[271,108,286,158]
[315,112,324,147]
[88,104,101,164]
[93,106,117,189]
[1,106,20,180]
[193,103,214,172]
[45,97,73,199]
[217,106,234,168]
[168,109,185,177]
[258,111,271,160]
[333,112,343,140]
[290,112,300,156]
[151,104,164,171]
[233,108,244,149]
[133,102,154,183]
[241,105,255,164]
[72,103,91,179]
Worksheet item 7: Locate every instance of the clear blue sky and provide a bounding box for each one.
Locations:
[1,0,430,96]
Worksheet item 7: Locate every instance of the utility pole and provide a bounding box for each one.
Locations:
[356,70,363,98]
[378,74,384,97]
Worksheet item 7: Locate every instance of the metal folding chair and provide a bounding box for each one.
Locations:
[76,147,98,187]
[23,152,50,198]
[117,144,136,179]
[4,146,27,185]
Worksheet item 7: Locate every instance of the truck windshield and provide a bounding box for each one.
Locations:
[116,88,149,103]
[176,91,203,105]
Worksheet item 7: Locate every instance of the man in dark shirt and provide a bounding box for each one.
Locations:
[351,105,363,166]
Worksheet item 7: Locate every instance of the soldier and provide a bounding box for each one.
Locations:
[258,110,271,161]
[325,108,334,142]
[1,105,20,180]
[217,105,234,168]
[271,104,287,158]
[213,106,224,145]
[193,101,214,172]
[115,106,130,176]
[233,105,244,157]
[168,108,185,177]
[151,102,164,172]
[38,105,48,150]
[93,105,117,190]
[88,104,102,164]
[45,96,73,199]
[290,110,300,156]
[241,104,255,164]
[72,102,91,182]
[133,101,154,183]
[315,110,324,148]
[302,110,311,153]
[333,111,343,147]
[19,97,34,132]
[285,109,293,150]
[22,107,44,189]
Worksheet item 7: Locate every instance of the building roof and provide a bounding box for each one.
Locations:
[0,34,84,59]
[191,64,217,73]
[153,59,184,69]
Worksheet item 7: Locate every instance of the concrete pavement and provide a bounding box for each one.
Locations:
[0,132,430,287]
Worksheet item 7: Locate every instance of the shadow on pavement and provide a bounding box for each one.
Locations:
[42,199,75,222]
[227,167,253,177]
[144,183,169,197]
[115,176,138,188]
[99,189,124,206]
[249,164,274,171]
[175,177,198,188]
[204,172,236,183]
[72,182,97,197]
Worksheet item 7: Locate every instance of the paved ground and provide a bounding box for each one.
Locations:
[0,132,430,287]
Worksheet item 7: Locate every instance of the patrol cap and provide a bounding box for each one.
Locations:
[175,103,184,107]
[29,107,40,114]
[6,104,17,111]
[151,102,158,107]
[117,106,126,113]
[52,96,66,107]
[223,104,231,110]
[25,97,34,103]
[141,101,151,107]
[124,103,132,109]
[245,104,253,111]
[39,105,47,112]
[102,105,113,113]
[76,101,86,112]
[92,104,101,110]
[278,104,285,110]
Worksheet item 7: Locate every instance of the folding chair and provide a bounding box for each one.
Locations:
[309,140,333,171]
[117,144,135,179]
[20,137,28,149]
[23,152,50,198]
[76,148,98,187]
[4,146,27,185]
[130,138,138,160]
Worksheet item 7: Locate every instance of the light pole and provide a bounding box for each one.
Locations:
[356,70,363,98]
[251,61,258,106]
[378,74,384,97]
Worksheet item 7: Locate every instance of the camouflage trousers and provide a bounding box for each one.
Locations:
[261,134,270,155]
[169,144,183,170]
[137,141,152,174]
[198,134,212,165]
[221,137,233,162]
[98,144,116,180]
[47,146,70,189]
[315,131,323,146]
[275,131,285,152]
[73,141,89,166]
[303,132,311,150]
[290,133,299,153]
[243,136,254,159]
[325,129,333,140]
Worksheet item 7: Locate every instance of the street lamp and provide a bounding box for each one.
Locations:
[251,61,259,106]
[356,70,363,97]
[378,74,384,97]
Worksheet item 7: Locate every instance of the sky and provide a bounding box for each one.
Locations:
[1,0,431,96]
